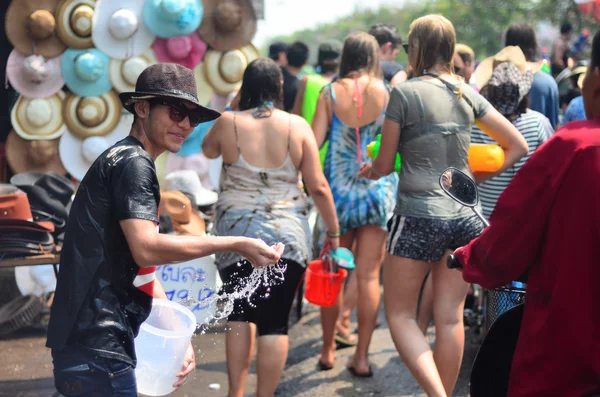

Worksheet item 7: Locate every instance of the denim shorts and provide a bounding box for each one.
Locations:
[386,214,484,263]
[52,347,137,397]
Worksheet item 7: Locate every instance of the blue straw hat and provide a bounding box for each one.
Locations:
[143,0,203,38]
[61,48,112,97]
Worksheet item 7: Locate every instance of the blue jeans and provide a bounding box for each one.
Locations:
[52,347,137,397]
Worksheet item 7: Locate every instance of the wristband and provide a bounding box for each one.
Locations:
[327,231,341,238]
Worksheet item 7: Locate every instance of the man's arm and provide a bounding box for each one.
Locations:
[120,218,282,268]
[291,76,309,116]
[454,131,576,288]
[390,70,407,86]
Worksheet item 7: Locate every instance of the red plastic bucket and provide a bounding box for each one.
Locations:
[305,259,348,307]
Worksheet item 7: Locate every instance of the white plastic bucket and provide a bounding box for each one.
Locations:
[135,299,196,396]
[156,255,219,325]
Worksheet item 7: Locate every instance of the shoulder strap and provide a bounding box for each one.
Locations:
[423,71,473,109]
[233,112,241,154]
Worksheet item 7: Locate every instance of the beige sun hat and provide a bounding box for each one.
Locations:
[5,130,67,175]
[55,0,95,49]
[109,49,158,94]
[197,0,257,52]
[474,46,530,89]
[59,113,133,181]
[193,62,215,106]
[203,44,259,95]
[5,0,67,57]
[62,90,122,139]
[11,91,67,141]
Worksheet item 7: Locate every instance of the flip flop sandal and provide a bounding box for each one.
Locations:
[347,364,373,378]
[335,331,358,347]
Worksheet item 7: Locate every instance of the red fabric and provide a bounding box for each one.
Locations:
[455,120,600,397]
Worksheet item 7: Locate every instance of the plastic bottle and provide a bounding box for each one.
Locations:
[468,143,505,172]
[540,59,551,74]
[366,134,401,172]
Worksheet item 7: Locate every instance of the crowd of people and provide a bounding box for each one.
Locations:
[46,10,600,397]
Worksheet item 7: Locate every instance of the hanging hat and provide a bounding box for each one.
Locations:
[197,0,257,52]
[11,91,67,141]
[55,0,95,49]
[193,62,214,106]
[143,0,204,39]
[6,50,65,99]
[5,0,66,57]
[0,184,55,233]
[152,33,207,70]
[63,90,122,138]
[59,113,133,181]
[479,62,534,117]
[118,63,221,122]
[61,48,112,97]
[5,130,67,175]
[164,169,218,207]
[109,49,158,94]
[203,45,259,95]
[159,190,206,236]
[92,0,156,60]
[475,46,530,90]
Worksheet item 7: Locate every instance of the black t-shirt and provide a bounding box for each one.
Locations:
[46,136,160,366]
[380,61,404,84]
[281,66,299,112]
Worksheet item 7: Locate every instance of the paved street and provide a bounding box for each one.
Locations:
[0,299,478,397]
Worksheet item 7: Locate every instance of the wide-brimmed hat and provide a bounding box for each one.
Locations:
[10,171,73,234]
[152,33,207,70]
[109,50,158,94]
[143,0,204,38]
[11,91,67,141]
[5,0,67,57]
[118,63,221,122]
[61,48,112,97]
[55,0,95,49]
[164,170,218,207]
[92,0,156,60]
[159,190,206,236]
[203,45,259,95]
[480,62,534,117]
[63,90,122,139]
[5,130,67,175]
[193,62,214,105]
[197,0,257,52]
[475,46,530,89]
[59,113,133,181]
[0,184,55,233]
[6,50,65,99]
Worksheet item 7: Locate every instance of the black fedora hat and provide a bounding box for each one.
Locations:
[119,63,221,123]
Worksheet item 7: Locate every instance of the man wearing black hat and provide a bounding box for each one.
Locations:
[46,63,283,396]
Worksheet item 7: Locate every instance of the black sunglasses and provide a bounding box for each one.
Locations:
[402,43,409,54]
[151,99,204,127]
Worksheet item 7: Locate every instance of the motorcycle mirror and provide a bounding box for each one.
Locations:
[439,167,479,207]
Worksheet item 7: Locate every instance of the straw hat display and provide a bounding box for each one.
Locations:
[92,0,156,60]
[6,50,65,99]
[193,62,214,106]
[143,0,204,38]
[109,49,158,94]
[63,90,122,138]
[197,0,257,52]
[11,91,67,141]
[61,48,112,97]
[152,33,207,70]
[55,0,95,49]
[6,131,67,175]
[59,113,133,181]
[5,0,67,57]
[203,44,259,95]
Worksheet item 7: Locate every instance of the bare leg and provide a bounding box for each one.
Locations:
[319,230,355,366]
[225,322,256,397]
[383,253,447,397]
[336,270,358,340]
[431,250,470,396]
[256,335,289,397]
[417,271,434,335]
[348,225,387,374]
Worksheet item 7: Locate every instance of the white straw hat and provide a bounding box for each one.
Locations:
[164,169,218,207]
[11,91,67,141]
[109,49,158,94]
[203,44,259,95]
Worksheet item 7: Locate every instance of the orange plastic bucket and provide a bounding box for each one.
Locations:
[305,259,348,307]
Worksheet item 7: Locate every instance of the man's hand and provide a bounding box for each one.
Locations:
[173,343,195,391]
[237,238,284,267]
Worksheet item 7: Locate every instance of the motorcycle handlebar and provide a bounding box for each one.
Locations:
[446,254,463,270]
